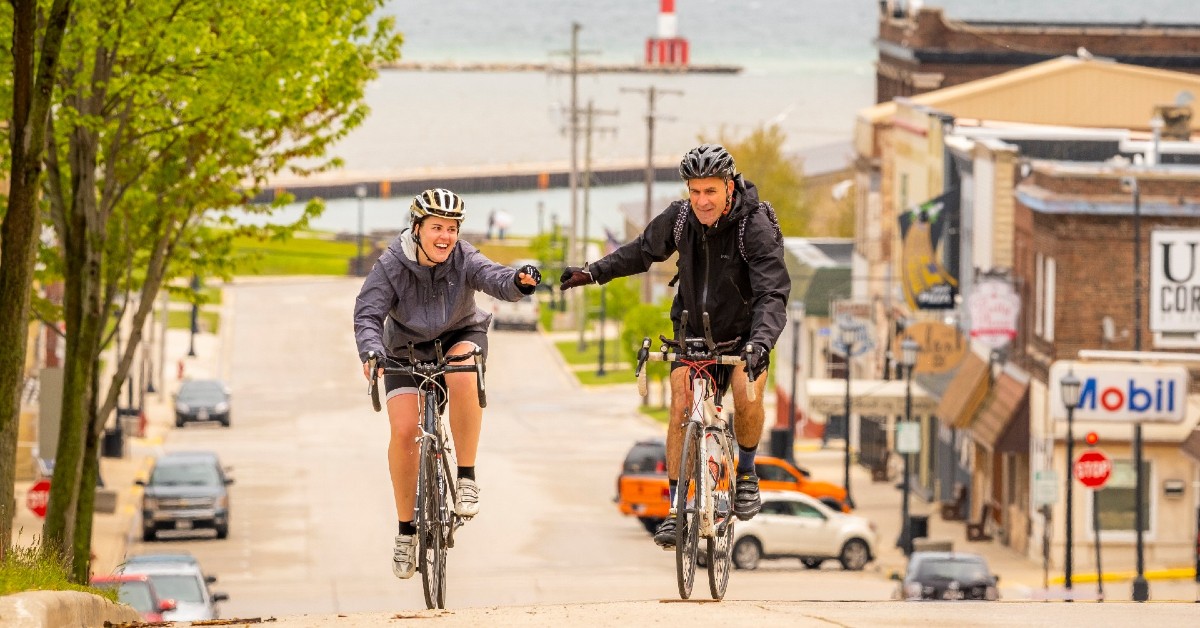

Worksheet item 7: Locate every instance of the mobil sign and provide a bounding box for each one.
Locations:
[1049,361,1190,423]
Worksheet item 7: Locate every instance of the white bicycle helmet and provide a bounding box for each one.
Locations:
[409,188,465,224]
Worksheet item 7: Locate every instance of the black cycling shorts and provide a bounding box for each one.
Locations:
[384,328,487,400]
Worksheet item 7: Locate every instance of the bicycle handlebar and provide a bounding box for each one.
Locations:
[366,342,487,412]
[634,336,757,403]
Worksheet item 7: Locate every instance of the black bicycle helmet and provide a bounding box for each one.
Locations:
[409,188,465,224]
[678,144,736,181]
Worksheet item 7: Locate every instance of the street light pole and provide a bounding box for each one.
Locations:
[1123,174,1150,602]
[840,322,855,508]
[787,301,803,466]
[1061,370,1082,597]
[899,337,919,555]
[355,185,367,276]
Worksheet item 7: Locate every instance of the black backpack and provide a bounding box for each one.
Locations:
[671,200,782,262]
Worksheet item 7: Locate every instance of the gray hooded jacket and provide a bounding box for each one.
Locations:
[354,231,530,361]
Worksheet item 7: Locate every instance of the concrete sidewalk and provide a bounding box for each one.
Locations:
[10,294,227,579]
[790,439,1200,602]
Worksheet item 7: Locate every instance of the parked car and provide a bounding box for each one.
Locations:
[615,439,851,534]
[487,259,543,331]
[894,551,1000,601]
[90,573,176,622]
[719,491,876,571]
[124,552,218,585]
[119,561,229,621]
[174,379,231,427]
[137,450,233,541]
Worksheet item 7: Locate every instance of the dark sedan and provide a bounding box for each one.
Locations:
[174,379,231,427]
[897,551,999,601]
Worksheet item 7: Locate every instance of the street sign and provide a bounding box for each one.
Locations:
[1074,450,1113,490]
[1049,361,1190,423]
[896,422,921,454]
[26,479,50,518]
[1033,470,1058,506]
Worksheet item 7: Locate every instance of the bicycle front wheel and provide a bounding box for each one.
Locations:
[707,429,737,600]
[418,438,448,609]
[675,421,701,600]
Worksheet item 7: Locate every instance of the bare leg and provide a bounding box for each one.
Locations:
[386,393,420,521]
[445,341,483,466]
[667,366,692,480]
[730,363,768,450]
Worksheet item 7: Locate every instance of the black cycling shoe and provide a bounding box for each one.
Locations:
[653,514,677,549]
[734,473,761,521]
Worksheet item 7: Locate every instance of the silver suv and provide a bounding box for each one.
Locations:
[138,450,233,541]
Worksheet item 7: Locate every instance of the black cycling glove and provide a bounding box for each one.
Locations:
[745,343,770,381]
[514,264,541,294]
[559,265,594,291]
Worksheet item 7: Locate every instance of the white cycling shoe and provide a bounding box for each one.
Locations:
[393,534,416,579]
[455,478,480,518]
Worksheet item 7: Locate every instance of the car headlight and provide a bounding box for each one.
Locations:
[175,402,189,413]
[216,495,229,509]
[985,585,999,601]
[903,583,922,599]
[214,402,229,413]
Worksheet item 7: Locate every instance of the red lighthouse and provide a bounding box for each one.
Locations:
[645,0,689,67]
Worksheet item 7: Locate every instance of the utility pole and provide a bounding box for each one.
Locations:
[622,85,682,302]
[551,23,597,328]
[577,100,618,352]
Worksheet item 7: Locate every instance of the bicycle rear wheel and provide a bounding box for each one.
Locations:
[418,438,448,609]
[706,429,736,600]
[675,421,701,600]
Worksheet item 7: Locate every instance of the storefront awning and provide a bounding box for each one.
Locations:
[806,378,938,416]
[935,350,991,429]
[970,368,1030,453]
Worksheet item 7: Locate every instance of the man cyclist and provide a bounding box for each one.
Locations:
[354,188,541,578]
[560,144,790,548]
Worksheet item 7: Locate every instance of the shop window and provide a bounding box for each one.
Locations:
[1095,460,1151,533]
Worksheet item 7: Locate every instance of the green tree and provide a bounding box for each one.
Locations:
[32,0,399,580]
[621,300,673,406]
[711,124,811,236]
[0,0,76,561]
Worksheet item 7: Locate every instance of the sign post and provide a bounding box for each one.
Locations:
[26,479,50,519]
[1075,441,1111,601]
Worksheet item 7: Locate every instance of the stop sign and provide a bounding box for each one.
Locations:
[1073,450,1112,489]
[26,479,50,518]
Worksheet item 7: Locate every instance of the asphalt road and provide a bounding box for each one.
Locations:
[122,278,1200,625]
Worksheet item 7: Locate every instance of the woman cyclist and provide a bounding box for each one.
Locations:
[353,188,541,579]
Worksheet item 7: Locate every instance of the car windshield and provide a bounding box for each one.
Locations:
[178,384,225,404]
[914,558,990,582]
[150,462,221,487]
[143,574,203,603]
[623,444,665,473]
[117,582,155,612]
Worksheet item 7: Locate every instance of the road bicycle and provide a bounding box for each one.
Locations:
[635,311,756,601]
[366,342,486,610]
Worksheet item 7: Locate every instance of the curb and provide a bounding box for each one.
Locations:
[1048,567,1197,585]
[0,590,140,628]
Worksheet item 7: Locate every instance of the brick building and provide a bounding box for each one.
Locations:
[876,3,1200,102]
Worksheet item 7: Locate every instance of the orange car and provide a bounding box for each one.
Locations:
[615,439,851,533]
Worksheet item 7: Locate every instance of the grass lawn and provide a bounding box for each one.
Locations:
[167,309,220,333]
[231,234,357,275]
[0,543,116,599]
[639,405,670,425]
[554,339,629,366]
[574,367,634,386]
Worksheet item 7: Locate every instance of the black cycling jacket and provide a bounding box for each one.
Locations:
[588,177,790,351]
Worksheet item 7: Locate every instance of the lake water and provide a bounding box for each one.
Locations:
[267,0,1195,237]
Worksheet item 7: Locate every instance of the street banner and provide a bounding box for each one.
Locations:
[968,276,1019,349]
[899,189,959,310]
[896,320,966,374]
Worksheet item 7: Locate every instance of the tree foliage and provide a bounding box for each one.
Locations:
[710,124,812,237]
[11,0,401,580]
[620,299,673,405]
